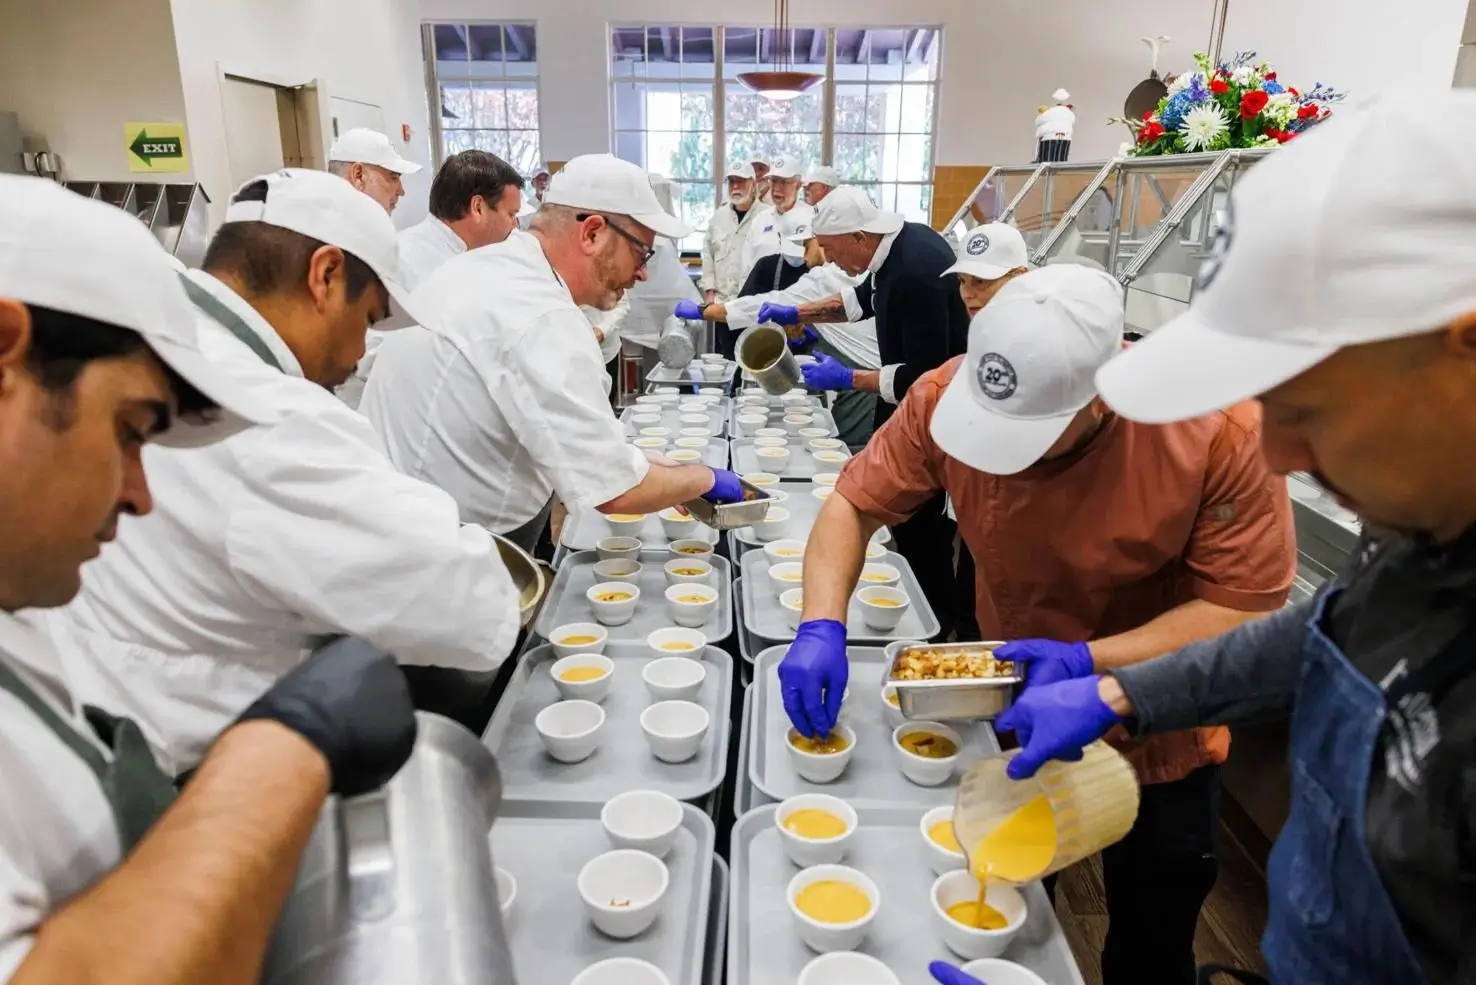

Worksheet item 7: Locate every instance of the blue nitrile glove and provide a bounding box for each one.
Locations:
[778,619,849,739]
[995,639,1095,689]
[801,353,854,391]
[757,302,800,326]
[674,299,704,320]
[701,467,744,505]
[787,326,820,351]
[929,961,985,985]
[993,676,1122,780]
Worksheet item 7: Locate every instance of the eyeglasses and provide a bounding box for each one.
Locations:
[577,212,656,268]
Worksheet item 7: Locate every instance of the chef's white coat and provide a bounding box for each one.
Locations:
[584,296,629,394]
[725,262,881,370]
[621,240,701,351]
[361,230,650,532]
[338,215,468,409]
[40,270,521,772]
[699,203,776,302]
[1035,104,1076,140]
[0,614,120,978]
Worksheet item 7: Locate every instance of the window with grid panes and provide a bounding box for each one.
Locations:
[430,23,543,177]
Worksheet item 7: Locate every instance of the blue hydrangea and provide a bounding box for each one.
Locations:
[1158,91,1196,131]
[1262,79,1285,95]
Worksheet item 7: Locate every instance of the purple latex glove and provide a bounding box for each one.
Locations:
[787,326,820,351]
[757,302,800,326]
[930,961,986,985]
[801,353,854,391]
[995,639,1095,689]
[777,619,849,739]
[674,299,704,320]
[701,467,744,505]
[993,676,1122,780]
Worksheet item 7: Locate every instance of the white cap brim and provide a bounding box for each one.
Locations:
[630,209,692,241]
[1096,310,1338,424]
[930,368,1079,475]
[146,333,280,448]
[381,156,422,176]
[943,259,1016,280]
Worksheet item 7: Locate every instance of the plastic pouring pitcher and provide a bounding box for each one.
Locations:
[952,740,1140,885]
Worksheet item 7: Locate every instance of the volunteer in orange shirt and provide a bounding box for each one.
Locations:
[784,264,1297,985]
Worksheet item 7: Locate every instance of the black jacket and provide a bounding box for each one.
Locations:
[738,253,808,299]
[853,222,970,422]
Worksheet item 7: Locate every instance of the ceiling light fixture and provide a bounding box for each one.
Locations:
[737,0,825,101]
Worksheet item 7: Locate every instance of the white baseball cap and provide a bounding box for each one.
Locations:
[779,204,817,259]
[768,155,804,180]
[945,223,1030,280]
[544,153,691,240]
[327,128,422,175]
[803,165,842,187]
[931,265,1124,475]
[725,161,757,180]
[0,175,276,447]
[226,168,426,331]
[1097,91,1476,424]
[751,153,771,168]
[812,186,905,237]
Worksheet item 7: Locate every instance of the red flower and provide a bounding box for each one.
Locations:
[1265,128,1293,144]
[1210,79,1230,95]
[1264,71,1278,81]
[1143,109,1155,121]
[1240,89,1269,118]
[1288,87,1300,97]
[1297,104,1319,120]
[1138,121,1166,144]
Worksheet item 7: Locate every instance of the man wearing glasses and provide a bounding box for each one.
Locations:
[363,154,746,553]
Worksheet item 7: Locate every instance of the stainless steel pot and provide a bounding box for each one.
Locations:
[736,323,801,394]
[492,533,546,628]
[657,316,698,368]
[261,713,517,985]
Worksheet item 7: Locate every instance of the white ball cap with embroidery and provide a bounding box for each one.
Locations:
[778,204,817,259]
[227,168,426,333]
[0,174,277,448]
[725,160,757,180]
[543,153,692,240]
[802,165,842,188]
[767,155,804,180]
[326,128,422,175]
[1097,90,1476,424]
[931,264,1124,475]
[811,185,904,237]
[944,223,1030,281]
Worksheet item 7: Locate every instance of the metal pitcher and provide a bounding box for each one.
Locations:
[657,315,698,368]
[736,323,802,394]
[261,713,517,985]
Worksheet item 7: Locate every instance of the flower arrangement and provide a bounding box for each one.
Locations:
[1111,51,1344,157]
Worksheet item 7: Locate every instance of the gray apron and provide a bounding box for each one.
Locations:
[502,499,553,556]
[0,660,176,853]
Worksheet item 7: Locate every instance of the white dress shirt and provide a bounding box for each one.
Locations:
[724,262,881,370]
[42,270,520,771]
[699,203,775,302]
[361,231,650,532]
[0,614,120,979]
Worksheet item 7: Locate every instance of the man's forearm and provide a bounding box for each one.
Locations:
[801,494,883,621]
[16,721,329,985]
[599,464,715,515]
[796,295,851,323]
[1088,598,1267,671]
[850,370,880,393]
[1108,598,1312,735]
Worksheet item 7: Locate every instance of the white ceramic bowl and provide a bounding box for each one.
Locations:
[812,472,840,488]
[780,587,805,630]
[638,426,671,438]
[678,400,707,414]
[587,581,641,627]
[931,870,1028,960]
[755,447,792,473]
[856,586,910,631]
[812,487,835,504]
[857,562,901,590]
[798,952,902,985]
[754,507,792,542]
[658,507,700,540]
[550,622,609,658]
[957,960,1051,985]
[786,723,857,784]
[737,413,767,433]
[549,653,615,703]
[494,866,517,922]
[571,957,671,985]
[741,471,780,489]
[701,352,726,364]
[668,538,715,560]
[754,435,789,448]
[797,427,831,440]
[592,558,643,584]
[667,449,702,463]
[786,864,879,953]
[679,413,709,427]
[674,436,710,452]
[577,850,670,939]
[782,391,812,406]
[596,536,643,562]
[640,700,711,762]
[864,542,888,560]
[775,794,858,867]
[763,539,807,564]
[783,415,814,434]
[646,626,707,659]
[920,805,967,875]
[654,386,679,395]
[605,513,648,538]
[663,556,713,586]
[534,699,605,763]
[632,436,667,451]
[630,414,662,427]
[634,395,663,406]
[642,656,707,702]
[755,427,787,439]
[892,721,963,787]
[768,561,805,597]
[664,583,718,628]
[807,438,845,454]
[601,789,684,858]
[701,363,727,382]
[813,449,850,466]
[680,426,713,438]
[879,684,907,729]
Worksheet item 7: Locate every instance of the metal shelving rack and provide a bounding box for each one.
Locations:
[63,180,212,268]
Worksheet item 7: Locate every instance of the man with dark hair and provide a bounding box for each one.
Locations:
[39,169,522,771]
[400,149,526,289]
[0,173,418,983]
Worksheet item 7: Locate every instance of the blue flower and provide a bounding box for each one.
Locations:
[1262,79,1284,94]
[1158,91,1196,130]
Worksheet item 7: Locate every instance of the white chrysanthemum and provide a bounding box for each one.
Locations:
[1118,141,1135,157]
[1264,92,1296,127]
[1231,65,1257,87]
[1166,72,1198,96]
[1180,104,1229,151]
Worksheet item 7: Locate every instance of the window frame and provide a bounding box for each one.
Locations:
[423,21,545,177]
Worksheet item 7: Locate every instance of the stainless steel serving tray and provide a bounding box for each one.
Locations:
[682,478,775,531]
[886,640,1023,721]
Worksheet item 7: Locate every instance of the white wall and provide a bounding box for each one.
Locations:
[168,0,435,227]
[0,0,190,181]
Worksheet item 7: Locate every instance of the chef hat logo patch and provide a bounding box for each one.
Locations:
[976,352,1017,400]
[1196,196,1235,291]
[966,231,991,256]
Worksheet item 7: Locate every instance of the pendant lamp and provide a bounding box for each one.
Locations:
[736,0,825,101]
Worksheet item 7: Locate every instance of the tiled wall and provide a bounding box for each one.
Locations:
[930,164,993,230]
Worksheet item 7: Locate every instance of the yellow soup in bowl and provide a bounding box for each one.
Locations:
[594,591,633,603]
[867,597,903,607]
[609,514,645,522]
[946,900,1008,930]
[560,635,599,646]
[928,820,961,853]
[672,567,706,576]
[783,809,848,840]
[898,731,958,759]
[676,546,708,556]
[790,731,850,755]
[559,666,607,683]
[674,594,710,604]
[795,881,870,924]
[660,641,696,652]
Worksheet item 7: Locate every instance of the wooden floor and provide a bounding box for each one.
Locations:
[1053,822,1270,984]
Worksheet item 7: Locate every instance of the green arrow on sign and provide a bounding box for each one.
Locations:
[129,129,183,165]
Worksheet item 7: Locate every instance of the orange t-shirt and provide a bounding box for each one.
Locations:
[836,357,1297,785]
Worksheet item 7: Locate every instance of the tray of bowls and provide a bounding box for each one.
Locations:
[730,404,839,440]
[703,856,729,985]
[537,547,734,646]
[625,394,728,439]
[735,683,775,815]
[647,354,737,386]
[733,386,826,414]
[482,639,733,804]
[747,645,1001,809]
[491,798,717,985]
[730,437,851,481]
[560,506,724,553]
[727,480,891,551]
[630,436,728,470]
[726,801,1085,985]
[738,547,940,645]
